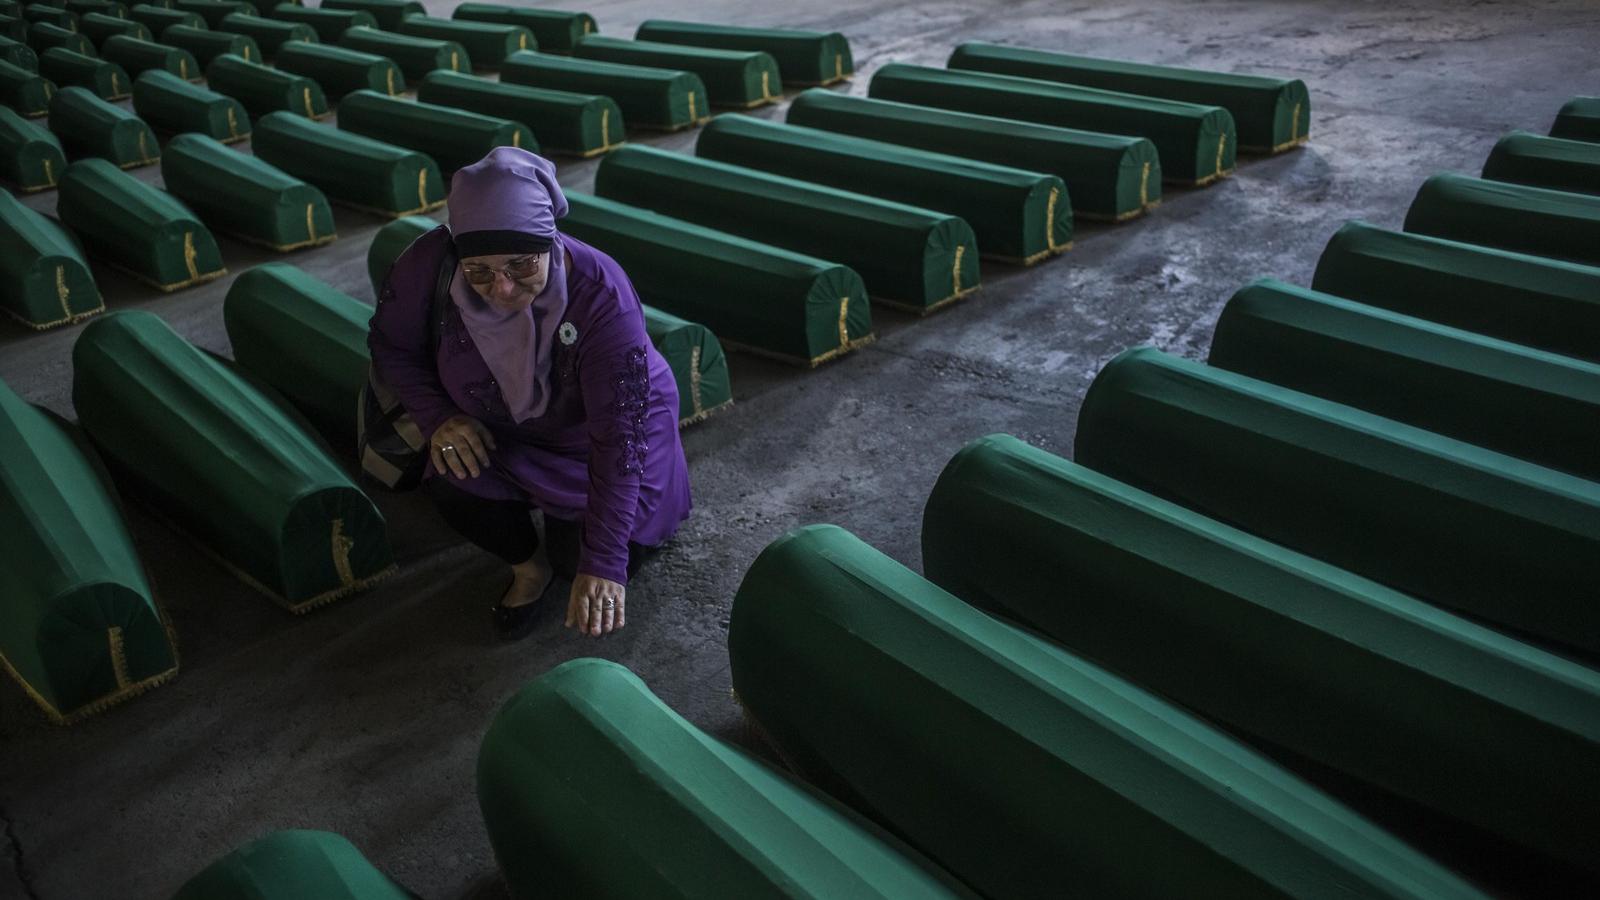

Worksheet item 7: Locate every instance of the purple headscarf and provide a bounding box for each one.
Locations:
[448,148,568,424]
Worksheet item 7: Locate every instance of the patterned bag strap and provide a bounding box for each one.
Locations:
[430,242,457,351]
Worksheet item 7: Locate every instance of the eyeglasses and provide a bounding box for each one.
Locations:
[462,255,544,285]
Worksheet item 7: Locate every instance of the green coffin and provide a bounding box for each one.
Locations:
[416,70,620,158]
[273,40,399,99]
[0,378,177,724]
[217,11,315,58]
[480,658,965,900]
[320,0,417,30]
[0,58,53,115]
[0,103,64,190]
[21,5,77,30]
[0,14,23,42]
[78,10,149,43]
[1074,346,1600,657]
[160,23,261,65]
[563,192,872,365]
[948,42,1308,154]
[871,63,1237,186]
[28,22,95,56]
[337,25,466,79]
[573,34,778,109]
[500,49,706,131]
[643,306,731,426]
[364,212,431,292]
[0,34,38,69]
[102,34,201,80]
[128,4,202,35]
[268,3,374,44]
[252,109,443,216]
[596,145,979,313]
[1210,278,1600,480]
[38,46,128,98]
[635,20,850,86]
[922,432,1600,876]
[64,0,126,18]
[338,88,533,172]
[132,68,247,140]
[1482,129,1600,196]
[172,0,249,28]
[396,13,532,68]
[205,52,327,119]
[452,3,594,54]
[174,830,409,900]
[0,188,101,327]
[161,132,333,249]
[1551,95,1600,143]
[699,113,1070,265]
[57,157,225,290]
[49,85,158,167]
[1404,172,1600,266]
[224,263,369,446]
[73,310,395,611]
[1312,221,1600,363]
[730,524,1485,900]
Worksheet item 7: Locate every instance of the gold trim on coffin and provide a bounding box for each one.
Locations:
[0,605,181,726]
[716,295,876,368]
[2,271,105,331]
[674,344,733,427]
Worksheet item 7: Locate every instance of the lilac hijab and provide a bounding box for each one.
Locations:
[448,147,569,423]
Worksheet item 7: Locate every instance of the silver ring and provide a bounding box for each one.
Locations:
[603,599,616,609]
[442,443,457,453]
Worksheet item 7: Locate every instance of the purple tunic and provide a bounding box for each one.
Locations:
[369,225,692,584]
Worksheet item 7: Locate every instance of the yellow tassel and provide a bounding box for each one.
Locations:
[836,296,850,348]
[183,231,200,280]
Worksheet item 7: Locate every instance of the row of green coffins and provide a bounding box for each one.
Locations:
[1483,128,1600,197]
[1406,171,1600,267]
[1552,95,1599,143]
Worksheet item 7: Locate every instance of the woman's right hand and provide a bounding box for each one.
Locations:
[429,415,498,479]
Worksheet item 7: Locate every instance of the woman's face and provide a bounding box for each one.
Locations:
[461,252,551,311]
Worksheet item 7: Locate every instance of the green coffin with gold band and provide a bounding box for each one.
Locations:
[102,34,201,81]
[730,524,1486,900]
[174,831,410,900]
[1312,221,1600,364]
[1482,130,1600,196]
[26,22,89,54]
[274,41,401,99]
[224,263,370,447]
[396,14,532,69]
[1,58,55,116]
[416,70,619,158]
[0,104,66,191]
[73,310,395,612]
[1209,278,1600,481]
[21,5,78,29]
[643,306,731,426]
[948,43,1308,154]
[452,3,594,54]
[128,4,202,35]
[1404,172,1600,267]
[871,63,1237,186]
[319,0,417,30]
[597,145,979,314]
[217,12,315,59]
[206,52,327,118]
[66,0,129,18]
[252,109,443,217]
[480,659,967,900]
[922,433,1600,877]
[132,69,248,141]
[268,3,373,44]
[57,157,225,290]
[49,85,159,167]
[0,188,101,327]
[337,26,467,80]
[699,114,1069,265]
[573,34,778,109]
[500,49,706,131]
[365,213,431,293]
[0,379,177,725]
[1551,96,1600,144]
[0,15,24,42]
[172,0,249,29]
[160,23,260,65]
[0,35,38,70]
[160,132,333,250]
[79,11,150,43]
[563,193,872,366]
[1075,347,1600,657]
[337,88,533,172]
[38,46,129,98]
[635,20,850,86]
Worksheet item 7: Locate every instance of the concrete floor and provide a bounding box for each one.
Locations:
[2,0,1597,897]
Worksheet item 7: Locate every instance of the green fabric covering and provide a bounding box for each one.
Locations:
[27,21,95,55]
[78,11,149,43]
[1551,95,1600,144]
[102,34,201,81]
[0,104,64,190]
[268,3,374,44]
[871,63,1237,186]
[0,187,101,326]
[217,12,315,58]
[416,69,620,158]
[479,658,966,900]
[224,263,370,446]
[1404,172,1600,266]
[49,85,158,167]
[57,157,225,289]
[596,144,980,313]
[500,49,706,131]
[396,13,532,68]
[338,88,533,172]
[0,14,24,42]
[160,23,261,65]
[21,5,78,30]
[205,52,327,118]
[0,378,177,724]
[337,25,466,79]
[64,0,127,18]
[252,109,443,216]
[127,4,202,38]
[161,132,333,250]
[574,34,777,109]
[171,0,248,28]
[948,42,1308,154]
[364,212,430,292]
[1209,278,1600,481]
[563,192,872,365]
[1482,129,1600,196]
[1074,346,1600,657]
[273,40,400,99]
[730,524,1487,900]
[1312,220,1600,363]
[73,311,395,611]
[0,58,54,115]
[0,35,39,70]
[643,306,731,425]
[173,830,409,900]
[699,113,1070,265]
[452,3,594,54]
[132,68,247,140]
[38,46,128,98]
[635,20,851,86]
[319,0,417,31]
[922,432,1600,875]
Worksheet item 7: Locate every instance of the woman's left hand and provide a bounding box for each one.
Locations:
[566,574,626,636]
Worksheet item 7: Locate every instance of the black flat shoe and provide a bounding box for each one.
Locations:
[491,576,555,643]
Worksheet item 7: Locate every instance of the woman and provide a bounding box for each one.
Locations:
[369,147,691,640]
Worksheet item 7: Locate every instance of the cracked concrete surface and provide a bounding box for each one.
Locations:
[1,0,1597,897]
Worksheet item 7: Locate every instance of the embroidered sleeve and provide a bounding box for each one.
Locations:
[614,346,650,477]
[576,289,654,586]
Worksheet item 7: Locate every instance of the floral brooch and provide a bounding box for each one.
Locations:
[558,322,578,346]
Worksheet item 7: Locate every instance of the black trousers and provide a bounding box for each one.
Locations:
[426,477,648,581]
